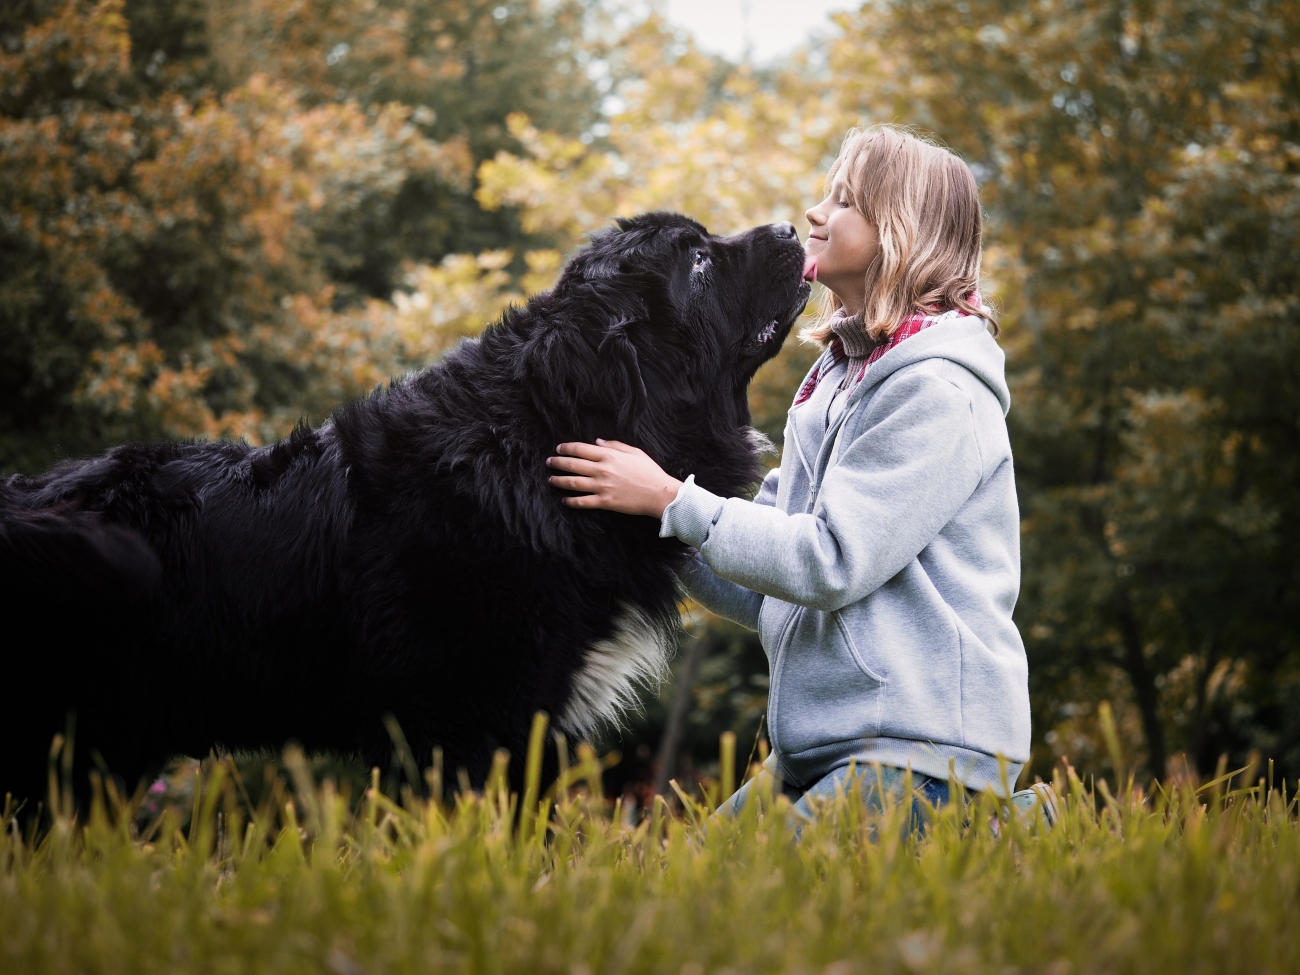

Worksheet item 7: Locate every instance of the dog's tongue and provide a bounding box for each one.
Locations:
[802,255,818,282]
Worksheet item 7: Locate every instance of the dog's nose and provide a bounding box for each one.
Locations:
[772,221,798,239]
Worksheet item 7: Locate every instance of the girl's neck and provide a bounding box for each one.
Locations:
[836,292,865,318]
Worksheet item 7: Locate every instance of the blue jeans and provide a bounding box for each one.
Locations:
[717,760,951,837]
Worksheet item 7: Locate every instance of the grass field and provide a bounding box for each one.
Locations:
[3,716,1299,975]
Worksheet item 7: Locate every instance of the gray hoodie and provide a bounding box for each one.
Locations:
[660,314,1031,793]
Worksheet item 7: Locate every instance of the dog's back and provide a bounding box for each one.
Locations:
[0,386,677,805]
[0,432,362,805]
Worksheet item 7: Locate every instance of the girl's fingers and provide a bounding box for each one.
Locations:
[546,455,602,476]
[547,475,597,492]
[558,439,643,458]
[596,439,636,454]
[555,441,607,460]
[561,493,604,508]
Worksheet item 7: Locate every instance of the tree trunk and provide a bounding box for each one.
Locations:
[1117,594,1167,779]
[654,632,709,797]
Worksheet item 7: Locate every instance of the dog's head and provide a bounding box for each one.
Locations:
[565,211,809,381]
[530,212,810,449]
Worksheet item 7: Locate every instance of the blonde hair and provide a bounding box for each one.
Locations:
[802,125,996,345]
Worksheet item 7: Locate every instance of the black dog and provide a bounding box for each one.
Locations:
[0,213,809,805]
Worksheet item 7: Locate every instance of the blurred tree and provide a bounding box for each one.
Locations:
[0,1,458,467]
[111,0,602,300]
[0,0,600,471]
[195,0,604,300]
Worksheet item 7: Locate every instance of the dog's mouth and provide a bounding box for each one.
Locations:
[747,281,812,353]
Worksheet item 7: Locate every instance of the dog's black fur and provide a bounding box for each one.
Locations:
[0,213,809,806]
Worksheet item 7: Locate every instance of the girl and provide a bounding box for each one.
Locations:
[546,125,1033,820]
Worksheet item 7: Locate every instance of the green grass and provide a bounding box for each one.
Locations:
[3,718,1299,975]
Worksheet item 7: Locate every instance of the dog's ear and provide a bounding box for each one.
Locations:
[515,302,651,436]
[516,322,596,428]
[597,318,649,429]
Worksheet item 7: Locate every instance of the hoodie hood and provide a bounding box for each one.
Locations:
[851,312,1011,416]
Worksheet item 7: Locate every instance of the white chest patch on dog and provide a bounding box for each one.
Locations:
[559,605,677,739]
[744,425,777,458]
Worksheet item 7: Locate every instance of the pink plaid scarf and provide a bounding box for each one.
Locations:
[793,292,984,408]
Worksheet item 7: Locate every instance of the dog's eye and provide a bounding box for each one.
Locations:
[691,250,709,272]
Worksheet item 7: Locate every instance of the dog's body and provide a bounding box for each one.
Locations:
[0,213,809,804]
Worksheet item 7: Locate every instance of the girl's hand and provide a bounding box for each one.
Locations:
[546,440,684,518]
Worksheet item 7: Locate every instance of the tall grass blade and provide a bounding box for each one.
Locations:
[719,730,736,802]
[522,711,549,841]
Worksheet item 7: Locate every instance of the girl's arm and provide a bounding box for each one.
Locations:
[678,552,763,629]
[674,467,779,629]
[549,370,983,613]
[547,450,779,631]
[665,370,983,611]
[545,443,780,517]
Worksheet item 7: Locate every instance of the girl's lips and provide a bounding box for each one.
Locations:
[802,255,818,282]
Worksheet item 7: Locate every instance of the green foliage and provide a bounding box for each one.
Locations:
[117,0,603,290]
[193,0,604,297]
[4,734,1300,974]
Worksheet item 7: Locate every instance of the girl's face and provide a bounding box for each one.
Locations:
[804,178,880,316]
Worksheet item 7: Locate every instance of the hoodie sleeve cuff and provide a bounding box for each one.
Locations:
[658,475,725,548]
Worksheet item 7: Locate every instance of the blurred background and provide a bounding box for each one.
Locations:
[2,0,1297,801]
